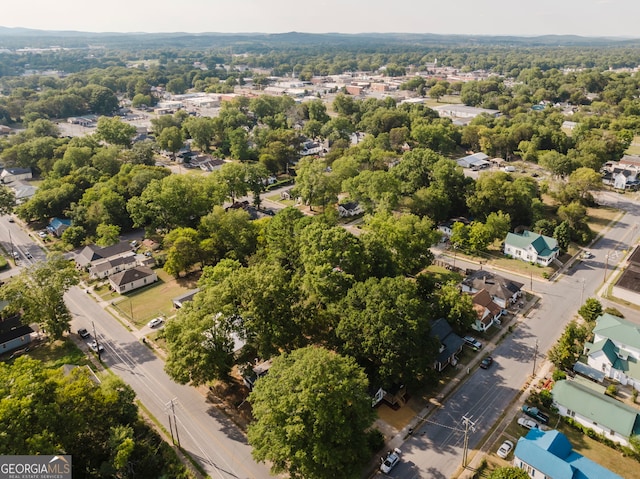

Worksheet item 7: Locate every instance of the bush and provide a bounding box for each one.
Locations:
[606,384,618,397]
[552,369,566,381]
[604,306,624,318]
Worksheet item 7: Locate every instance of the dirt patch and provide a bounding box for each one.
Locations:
[375,400,422,434]
[205,377,253,432]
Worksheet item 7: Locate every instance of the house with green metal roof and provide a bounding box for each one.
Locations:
[513,428,622,479]
[552,378,640,447]
[503,230,559,266]
[585,313,640,391]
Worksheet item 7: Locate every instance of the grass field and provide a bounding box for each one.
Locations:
[17,338,91,369]
[625,135,640,155]
[422,94,463,107]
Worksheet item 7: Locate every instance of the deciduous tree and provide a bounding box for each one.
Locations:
[0,252,79,339]
[248,346,376,479]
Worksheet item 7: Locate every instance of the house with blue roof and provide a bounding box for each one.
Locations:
[513,428,622,479]
[504,230,559,266]
[552,378,640,447]
[585,313,640,391]
[47,217,72,237]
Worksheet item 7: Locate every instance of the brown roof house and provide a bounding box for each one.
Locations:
[471,289,505,332]
[109,266,157,294]
[461,270,524,309]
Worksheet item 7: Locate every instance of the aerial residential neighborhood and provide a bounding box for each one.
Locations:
[3,13,640,479]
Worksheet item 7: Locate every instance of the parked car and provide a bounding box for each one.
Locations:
[522,405,549,424]
[78,328,90,339]
[380,448,401,474]
[496,439,514,458]
[463,336,483,350]
[25,251,32,259]
[580,250,593,259]
[148,317,164,328]
[38,231,48,238]
[480,356,493,369]
[517,417,539,429]
[88,340,104,353]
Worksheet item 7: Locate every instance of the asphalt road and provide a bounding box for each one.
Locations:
[64,287,272,479]
[384,193,640,479]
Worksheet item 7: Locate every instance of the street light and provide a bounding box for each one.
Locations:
[604,254,609,283]
[579,278,585,304]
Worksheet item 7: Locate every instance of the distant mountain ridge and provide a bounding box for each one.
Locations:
[0,26,639,50]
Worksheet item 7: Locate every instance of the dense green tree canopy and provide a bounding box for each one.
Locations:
[0,357,189,478]
[0,253,79,339]
[336,276,438,387]
[248,346,376,479]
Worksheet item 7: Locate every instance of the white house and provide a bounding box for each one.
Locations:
[552,378,640,448]
[109,266,157,294]
[513,428,622,479]
[470,289,504,332]
[0,167,32,183]
[504,230,559,266]
[437,217,470,239]
[88,254,137,280]
[584,313,640,390]
[337,201,364,218]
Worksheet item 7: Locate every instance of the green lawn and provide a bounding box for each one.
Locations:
[487,418,639,478]
[18,338,91,370]
[98,268,198,328]
[422,94,462,107]
[625,135,640,155]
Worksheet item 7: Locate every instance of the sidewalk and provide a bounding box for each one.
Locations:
[367,296,539,478]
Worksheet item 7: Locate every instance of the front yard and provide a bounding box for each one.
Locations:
[486,416,639,479]
[93,268,199,328]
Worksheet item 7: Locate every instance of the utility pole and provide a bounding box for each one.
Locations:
[530,270,533,292]
[92,321,102,361]
[580,278,585,304]
[532,339,539,377]
[8,229,15,262]
[461,415,476,468]
[166,398,181,447]
[604,254,609,283]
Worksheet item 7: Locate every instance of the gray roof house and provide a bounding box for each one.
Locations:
[109,266,157,294]
[504,230,559,266]
[75,241,134,269]
[172,288,200,309]
[584,313,640,390]
[552,378,640,447]
[0,302,33,355]
[455,152,490,170]
[430,318,465,372]
[88,254,138,280]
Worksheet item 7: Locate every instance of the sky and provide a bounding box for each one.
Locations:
[2,0,640,38]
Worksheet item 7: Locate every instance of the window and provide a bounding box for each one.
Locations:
[567,409,575,417]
